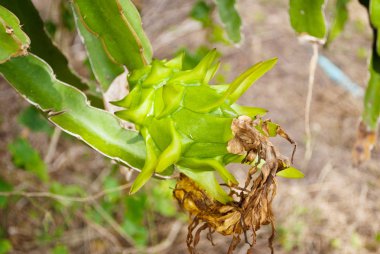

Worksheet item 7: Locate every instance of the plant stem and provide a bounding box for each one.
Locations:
[305,43,319,161]
[44,127,62,164]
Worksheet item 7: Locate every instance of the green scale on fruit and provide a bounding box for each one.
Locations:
[114,50,278,203]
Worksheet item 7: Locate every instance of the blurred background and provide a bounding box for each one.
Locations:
[0,0,379,253]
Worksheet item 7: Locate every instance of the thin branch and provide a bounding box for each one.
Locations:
[0,182,132,203]
[304,43,319,161]
[45,127,62,164]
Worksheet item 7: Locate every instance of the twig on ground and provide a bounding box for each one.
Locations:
[0,182,132,203]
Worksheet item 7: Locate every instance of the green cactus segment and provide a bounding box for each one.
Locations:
[0,5,30,63]
[363,58,380,130]
[370,0,380,54]
[0,54,146,172]
[72,5,123,92]
[0,6,29,46]
[73,0,153,70]
[289,0,327,39]
[326,0,350,45]
[214,0,242,43]
[370,0,380,29]
[115,51,276,202]
[1,0,88,90]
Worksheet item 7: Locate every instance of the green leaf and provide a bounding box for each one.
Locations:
[0,239,12,254]
[370,0,380,55]
[72,5,124,92]
[276,166,304,179]
[0,5,30,63]
[370,0,380,28]
[289,0,327,39]
[18,106,53,135]
[8,138,48,182]
[326,0,350,45]
[1,0,87,90]
[123,193,149,246]
[122,220,148,247]
[377,32,380,57]
[363,58,380,130]
[210,24,230,44]
[151,180,177,217]
[375,232,380,243]
[124,193,147,223]
[350,232,363,249]
[0,178,13,208]
[264,121,279,137]
[52,245,69,254]
[0,54,146,171]
[191,0,212,27]
[214,0,242,43]
[73,0,152,70]
[60,2,75,31]
[102,176,121,203]
[44,20,57,38]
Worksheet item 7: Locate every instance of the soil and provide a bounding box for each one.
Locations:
[1,0,379,253]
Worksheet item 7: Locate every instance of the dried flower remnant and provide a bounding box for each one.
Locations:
[174,116,296,254]
[352,120,377,166]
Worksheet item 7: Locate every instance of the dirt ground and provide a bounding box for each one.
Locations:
[1,0,379,253]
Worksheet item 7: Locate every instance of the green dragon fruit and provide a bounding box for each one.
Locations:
[113,50,279,203]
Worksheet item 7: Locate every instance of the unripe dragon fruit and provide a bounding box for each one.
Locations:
[114,50,296,204]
